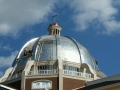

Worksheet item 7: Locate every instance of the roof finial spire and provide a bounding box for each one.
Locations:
[52,13,58,23]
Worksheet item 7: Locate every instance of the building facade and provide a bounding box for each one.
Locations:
[0,22,106,90]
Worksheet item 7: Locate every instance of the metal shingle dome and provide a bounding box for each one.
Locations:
[0,20,106,89]
[12,35,98,70]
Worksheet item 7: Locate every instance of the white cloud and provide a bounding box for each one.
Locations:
[1,0,120,36]
[0,0,57,37]
[0,50,17,78]
[0,42,12,51]
[0,51,18,67]
[66,0,120,35]
[3,45,12,51]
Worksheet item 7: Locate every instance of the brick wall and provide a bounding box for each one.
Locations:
[4,77,86,90]
[63,78,86,90]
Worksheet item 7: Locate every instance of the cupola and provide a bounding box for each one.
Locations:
[48,22,62,36]
[48,14,62,36]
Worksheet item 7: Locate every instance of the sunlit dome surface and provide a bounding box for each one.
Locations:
[12,35,98,70]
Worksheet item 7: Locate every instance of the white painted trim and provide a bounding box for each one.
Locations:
[26,75,58,79]
[63,75,93,81]
[0,67,13,83]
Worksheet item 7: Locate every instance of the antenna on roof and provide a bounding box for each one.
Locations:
[52,13,58,23]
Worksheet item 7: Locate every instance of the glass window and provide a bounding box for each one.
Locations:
[63,65,78,72]
[38,65,54,70]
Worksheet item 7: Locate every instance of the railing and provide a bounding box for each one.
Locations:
[28,69,58,75]
[1,73,22,82]
[27,69,91,78]
[63,70,91,78]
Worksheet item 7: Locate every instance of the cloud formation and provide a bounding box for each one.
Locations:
[66,0,120,35]
[0,42,12,51]
[3,45,12,51]
[0,0,56,37]
[0,51,18,67]
[0,0,120,36]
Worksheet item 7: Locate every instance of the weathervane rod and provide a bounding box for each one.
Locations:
[52,13,58,22]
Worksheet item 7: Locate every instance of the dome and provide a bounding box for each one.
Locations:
[0,21,106,89]
[12,35,98,70]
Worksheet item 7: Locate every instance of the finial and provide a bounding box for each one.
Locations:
[52,13,58,23]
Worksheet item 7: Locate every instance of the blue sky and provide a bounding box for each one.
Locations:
[0,0,120,77]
